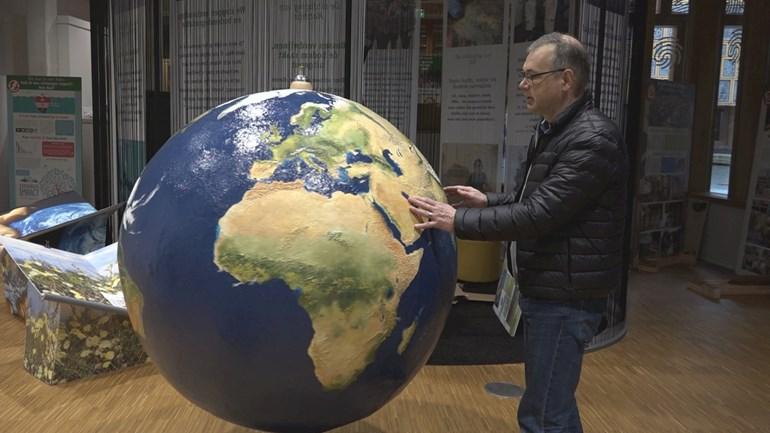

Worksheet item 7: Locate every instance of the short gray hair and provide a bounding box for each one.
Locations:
[528,33,590,95]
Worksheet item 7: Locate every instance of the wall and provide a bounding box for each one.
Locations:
[0,8,29,76]
[26,0,59,75]
[57,0,89,21]
[699,203,744,269]
[0,0,30,212]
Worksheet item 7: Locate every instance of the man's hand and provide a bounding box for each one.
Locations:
[443,185,488,208]
[407,195,456,233]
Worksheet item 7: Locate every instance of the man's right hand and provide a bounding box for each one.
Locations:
[443,185,488,208]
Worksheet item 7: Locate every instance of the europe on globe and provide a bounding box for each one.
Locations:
[118,89,457,432]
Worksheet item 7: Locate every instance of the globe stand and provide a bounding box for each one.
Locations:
[484,382,524,398]
[290,65,313,90]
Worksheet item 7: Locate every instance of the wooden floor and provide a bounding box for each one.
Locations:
[2,265,770,433]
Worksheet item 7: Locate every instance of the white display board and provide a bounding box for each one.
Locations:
[737,90,770,275]
[439,0,511,193]
[5,75,82,207]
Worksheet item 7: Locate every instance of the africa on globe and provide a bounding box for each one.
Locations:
[118,89,457,432]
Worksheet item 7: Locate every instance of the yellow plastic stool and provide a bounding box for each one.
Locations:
[456,239,503,283]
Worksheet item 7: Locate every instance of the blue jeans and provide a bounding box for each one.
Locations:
[517,297,606,433]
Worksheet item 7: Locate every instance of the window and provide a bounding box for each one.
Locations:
[709,21,743,196]
[649,0,687,81]
[656,0,690,16]
[717,81,730,103]
[721,59,735,78]
[725,0,745,15]
[650,25,680,81]
[672,0,690,15]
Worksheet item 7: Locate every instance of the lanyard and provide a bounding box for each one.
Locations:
[507,126,540,274]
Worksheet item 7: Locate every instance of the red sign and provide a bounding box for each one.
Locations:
[35,94,52,112]
[42,141,75,157]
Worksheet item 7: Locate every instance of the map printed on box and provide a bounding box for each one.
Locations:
[0,237,124,312]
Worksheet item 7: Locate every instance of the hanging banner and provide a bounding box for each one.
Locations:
[439,0,510,193]
[737,89,770,275]
[5,76,82,208]
[113,0,147,201]
[360,0,419,140]
[170,0,255,130]
[580,0,627,121]
[267,0,347,94]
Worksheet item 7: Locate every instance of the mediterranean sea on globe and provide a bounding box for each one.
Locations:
[118,89,457,433]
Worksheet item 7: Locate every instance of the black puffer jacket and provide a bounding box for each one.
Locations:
[454,95,627,300]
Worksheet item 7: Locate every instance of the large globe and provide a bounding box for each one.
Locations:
[118,89,457,432]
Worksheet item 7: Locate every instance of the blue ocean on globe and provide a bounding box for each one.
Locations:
[10,202,96,237]
[118,89,457,433]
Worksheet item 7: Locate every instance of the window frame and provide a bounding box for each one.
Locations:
[650,0,688,82]
[705,11,745,199]
[687,0,770,207]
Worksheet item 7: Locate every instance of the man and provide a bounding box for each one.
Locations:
[408,33,627,433]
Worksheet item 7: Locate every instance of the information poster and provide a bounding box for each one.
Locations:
[638,80,694,261]
[737,90,770,275]
[440,0,510,192]
[5,76,82,208]
[505,43,538,193]
[505,0,572,193]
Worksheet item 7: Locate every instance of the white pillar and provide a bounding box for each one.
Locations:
[26,0,59,75]
[56,16,92,114]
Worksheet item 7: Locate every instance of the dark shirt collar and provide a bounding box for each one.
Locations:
[538,93,591,136]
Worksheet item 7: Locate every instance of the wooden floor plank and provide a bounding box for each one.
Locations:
[2,265,769,432]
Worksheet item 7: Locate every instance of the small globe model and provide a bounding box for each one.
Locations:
[118,89,457,433]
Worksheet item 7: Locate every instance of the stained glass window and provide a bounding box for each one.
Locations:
[718,25,742,107]
[718,81,730,104]
[650,26,679,80]
[725,0,745,15]
[722,59,735,78]
[671,0,689,14]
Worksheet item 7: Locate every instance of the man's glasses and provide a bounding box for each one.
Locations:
[518,68,567,85]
